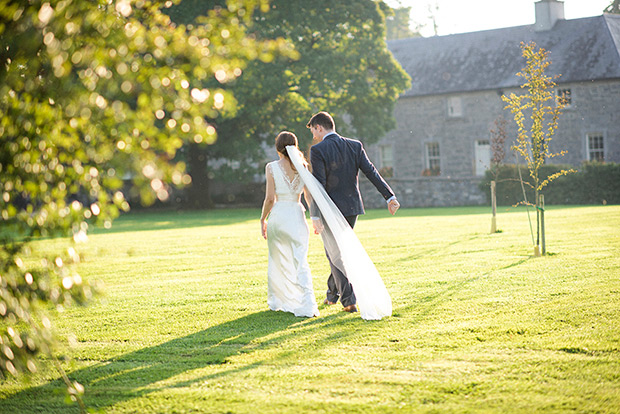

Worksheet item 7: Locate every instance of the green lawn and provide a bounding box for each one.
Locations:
[1,205,619,413]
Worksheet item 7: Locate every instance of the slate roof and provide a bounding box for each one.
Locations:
[388,14,620,97]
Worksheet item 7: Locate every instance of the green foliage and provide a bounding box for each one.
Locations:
[383,5,419,40]
[501,42,574,195]
[481,162,620,206]
[0,206,619,412]
[605,0,620,13]
[250,0,412,143]
[168,0,412,207]
[0,0,284,392]
[501,42,575,252]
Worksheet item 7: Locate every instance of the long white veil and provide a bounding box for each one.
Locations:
[286,145,392,320]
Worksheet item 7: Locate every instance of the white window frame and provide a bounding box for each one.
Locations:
[379,145,394,169]
[424,142,441,176]
[586,132,605,162]
[447,96,463,118]
[378,144,394,177]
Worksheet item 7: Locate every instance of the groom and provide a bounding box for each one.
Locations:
[307,111,400,313]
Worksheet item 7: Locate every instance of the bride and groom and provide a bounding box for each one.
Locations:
[259,111,400,320]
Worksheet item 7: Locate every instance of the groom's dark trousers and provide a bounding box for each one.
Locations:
[310,133,394,308]
[325,215,357,306]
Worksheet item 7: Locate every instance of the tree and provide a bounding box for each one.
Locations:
[502,42,575,256]
[605,0,620,13]
[384,5,419,40]
[426,2,440,37]
[0,0,284,406]
[168,0,412,207]
[488,116,507,233]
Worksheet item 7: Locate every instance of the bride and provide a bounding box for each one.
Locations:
[260,131,319,318]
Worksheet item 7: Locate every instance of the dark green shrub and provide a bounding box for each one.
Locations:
[480,162,620,205]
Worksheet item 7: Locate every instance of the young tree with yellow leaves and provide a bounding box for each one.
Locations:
[502,42,575,256]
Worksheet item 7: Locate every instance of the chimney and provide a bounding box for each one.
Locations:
[535,0,565,31]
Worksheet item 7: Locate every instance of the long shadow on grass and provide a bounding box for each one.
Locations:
[395,234,487,263]
[0,309,358,412]
[395,256,531,322]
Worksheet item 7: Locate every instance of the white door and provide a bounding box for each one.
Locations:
[475,140,491,176]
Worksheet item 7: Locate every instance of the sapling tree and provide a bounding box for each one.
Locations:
[502,42,575,256]
[488,116,507,233]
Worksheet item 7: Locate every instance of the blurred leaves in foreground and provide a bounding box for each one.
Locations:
[0,0,290,399]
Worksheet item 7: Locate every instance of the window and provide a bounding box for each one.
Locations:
[557,88,572,108]
[379,145,394,178]
[447,96,463,117]
[586,133,605,161]
[423,142,441,176]
[474,140,491,176]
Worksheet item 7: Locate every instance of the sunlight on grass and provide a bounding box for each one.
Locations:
[1,206,619,413]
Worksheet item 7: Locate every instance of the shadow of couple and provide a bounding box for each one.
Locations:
[1,309,357,412]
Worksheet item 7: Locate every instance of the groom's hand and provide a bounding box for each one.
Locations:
[388,198,400,215]
[312,218,324,234]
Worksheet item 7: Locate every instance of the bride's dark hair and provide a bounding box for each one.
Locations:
[275,131,307,171]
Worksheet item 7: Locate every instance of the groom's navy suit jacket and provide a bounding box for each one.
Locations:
[310,133,394,217]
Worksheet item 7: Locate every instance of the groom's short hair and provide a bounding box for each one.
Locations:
[307,111,335,131]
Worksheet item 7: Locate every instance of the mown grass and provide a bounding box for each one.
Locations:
[0,205,619,413]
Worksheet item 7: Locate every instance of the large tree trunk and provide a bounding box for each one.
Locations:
[186,143,214,209]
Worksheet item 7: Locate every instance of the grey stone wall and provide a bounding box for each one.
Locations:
[364,79,620,208]
[360,176,486,209]
[552,80,620,165]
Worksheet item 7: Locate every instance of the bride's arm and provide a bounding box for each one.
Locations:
[303,186,323,234]
[260,164,275,239]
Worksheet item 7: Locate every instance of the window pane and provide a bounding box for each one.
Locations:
[380,145,393,168]
[587,134,604,162]
[448,97,462,117]
[427,143,439,157]
[557,88,572,106]
[379,145,394,177]
[425,142,441,175]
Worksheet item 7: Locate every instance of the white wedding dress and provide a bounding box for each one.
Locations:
[266,161,319,318]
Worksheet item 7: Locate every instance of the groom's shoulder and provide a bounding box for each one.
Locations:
[341,136,363,149]
[342,136,361,144]
[312,138,332,151]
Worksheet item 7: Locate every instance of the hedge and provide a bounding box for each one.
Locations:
[479,162,620,205]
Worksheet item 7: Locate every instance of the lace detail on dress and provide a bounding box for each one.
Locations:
[271,161,303,196]
[282,169,301,193]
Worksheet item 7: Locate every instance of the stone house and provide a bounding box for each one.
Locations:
[361,0,620,208]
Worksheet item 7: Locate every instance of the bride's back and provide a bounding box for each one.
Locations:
[270,160,303,201]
